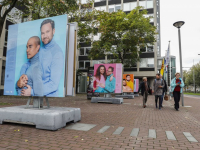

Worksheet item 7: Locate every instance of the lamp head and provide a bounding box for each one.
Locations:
[173,21,185,28]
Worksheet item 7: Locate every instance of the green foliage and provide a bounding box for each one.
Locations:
[89,7,157,67]
[0,0,78,36]
[184,62,200,92]
[24,0,79,20]
[184,93,200,96]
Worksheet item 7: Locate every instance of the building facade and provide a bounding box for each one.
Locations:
[0,5,26,95]
[77,0,161,93]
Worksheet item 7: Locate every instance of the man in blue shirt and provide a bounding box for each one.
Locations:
[18,19,64,97]
[104,66,116,93]
[17,36,43,107]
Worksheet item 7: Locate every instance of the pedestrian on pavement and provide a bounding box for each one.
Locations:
[138,77,149,108]
[152,73,165,110]
[170,72,185,111]
[160,75,167,107]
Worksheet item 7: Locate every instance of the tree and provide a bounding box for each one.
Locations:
[185,62,200,92]
[0,0,20,37]
[0,0,78,37]
[88,7,157,67]
[68,0,97,44]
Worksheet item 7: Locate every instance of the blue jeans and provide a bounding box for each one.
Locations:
[161,92,165,107]
[155,95,162,109]
[95,86,104,93]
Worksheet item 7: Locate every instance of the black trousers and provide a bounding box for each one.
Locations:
[173,91,180,109]
[155,95,162,109]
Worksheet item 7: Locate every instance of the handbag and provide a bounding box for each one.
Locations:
[164,94,169,101]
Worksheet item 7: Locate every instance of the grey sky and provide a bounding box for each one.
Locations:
[160,0,200,72]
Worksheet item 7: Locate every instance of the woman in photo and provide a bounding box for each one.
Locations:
[93,65,107,93]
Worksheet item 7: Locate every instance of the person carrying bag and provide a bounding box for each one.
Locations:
[170,72,185,111]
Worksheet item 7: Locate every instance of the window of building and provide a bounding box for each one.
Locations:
[79,61,84,69]
[101,6,106,11]
[139,1,146,9]
[147,45,153,52]
[140,58,154,68]
[94,6,106,11]
[109,4,121,12]
[115,5,121,12]
[123,3,130,11]
[93,33,101,41]
[79,47,91,55]
[158,60,162,66]
[79,61,91,69]
[91,60,105,67]
[147,0,153,8]
[171,58,176,67]
[130,2,137,10]
[139,0,153,9]
[80,48,85,55]
[144,14,154,22]
[81,0,87,4]
[85,48,91,55]
[95,7,101,11]
[109,5,115,13]
[140,44,154,52]
[85,62,90,68]
[123,2,137,11]
[140,47,146,52]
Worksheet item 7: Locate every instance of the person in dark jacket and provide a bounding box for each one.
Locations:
[160,75,167,107]
[138,77,150,108]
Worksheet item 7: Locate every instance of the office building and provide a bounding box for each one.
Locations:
[77,0,161,93]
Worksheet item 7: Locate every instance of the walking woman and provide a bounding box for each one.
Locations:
[170,72,185,111]
[138,77,149,108]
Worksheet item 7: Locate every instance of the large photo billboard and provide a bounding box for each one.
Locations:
[123,74,134,93]
[4,15,67,97]
[93,63,122,93]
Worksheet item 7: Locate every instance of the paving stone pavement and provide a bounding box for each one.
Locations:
[0,94,200,150]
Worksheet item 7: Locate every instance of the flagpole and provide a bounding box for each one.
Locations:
[169,41,171,86]
[168,41,171,100]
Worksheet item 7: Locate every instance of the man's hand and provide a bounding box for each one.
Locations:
[21,85,31,96]
[17,74,28,88]
[110,75,114,81]
[152,90,154,93]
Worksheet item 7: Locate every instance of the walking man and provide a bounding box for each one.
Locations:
[152,73,165,110]
[138,77,149,108]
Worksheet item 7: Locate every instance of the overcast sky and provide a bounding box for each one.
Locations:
[160,0,200,72]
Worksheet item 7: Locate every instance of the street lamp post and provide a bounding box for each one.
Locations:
[173,21,185,106]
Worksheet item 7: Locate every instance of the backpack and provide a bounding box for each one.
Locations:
[154,79,163,85]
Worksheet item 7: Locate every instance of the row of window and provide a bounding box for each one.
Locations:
[79,45,154,56]
[79,60,105,69]
[79,58,154,69]
[94,2,153,13]
[81,0,154,10]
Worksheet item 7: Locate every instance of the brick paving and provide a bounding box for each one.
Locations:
[0,94,200,150]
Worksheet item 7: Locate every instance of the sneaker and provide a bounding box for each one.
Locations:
[143,105,146,108]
